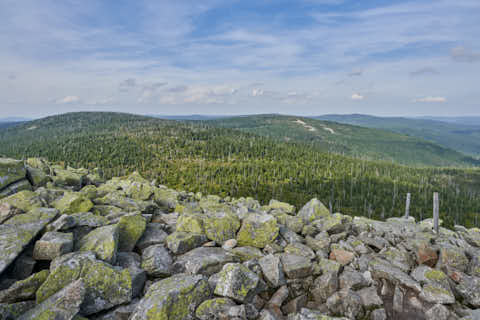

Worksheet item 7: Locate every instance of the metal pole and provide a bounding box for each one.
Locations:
[405,193,411,219]
[433,192,439,234]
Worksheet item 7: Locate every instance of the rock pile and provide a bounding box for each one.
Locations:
[0,157,480,319]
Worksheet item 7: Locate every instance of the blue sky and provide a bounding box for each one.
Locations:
[1,0,479,117]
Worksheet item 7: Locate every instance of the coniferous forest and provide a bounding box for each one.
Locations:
[1,112,479,228]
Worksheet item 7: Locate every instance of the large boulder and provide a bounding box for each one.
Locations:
[117,214,147,252]
[214,263,260,303]
[0,270,49,303]
[166,232,207,255]
[140,245,173,277]
[0,208,58,274]
[53,192,93,214]
[0,190,44,212]
[174,247,239,276]
[237,213,279,248]
[78,225,119,264]
[130,274,211,320]
[33,231,74,260]
[297,198,330,223]
[19,279,85,320]
[36,252,133,315]
[0,158,26,191]
[203,211,241,244]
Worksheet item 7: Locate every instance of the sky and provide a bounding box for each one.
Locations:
[0,0,479,118]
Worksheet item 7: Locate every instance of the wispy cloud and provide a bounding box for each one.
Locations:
[410,67,439,77]
[351,93,364,100]
[413,96,447,103]
[450,46,480,63]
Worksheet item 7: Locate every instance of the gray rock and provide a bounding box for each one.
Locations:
[312,272,338,304]
[0,203,21,224]
[326,288,364,320]
[425,304,450,320]
[0,301,35,319]
[33,231,73,260]
[19,279,85,320]
[78,224,119,264]
[166,232,207,255]
[215,263,260,303]
[140,244,173,277]
[135,223,168,250]
[297,198,330,224]
[36,252,133,316]
[370,308,387,320]
[0,208,57,274]
[195,298,237,320]
[339,270,369,290]
[0,270,49,303]
[259,254,286,288]
[0,158,26,191]
[369,259,421,293]
[116,252,146,299]
[174,247,239,276]
[456,275,480,307]
[411,265,455,304]
[284,242,315,260]
[356,286,383,310]
[91,299,139,320]
[281,254,311,279]
[130,274,211,320]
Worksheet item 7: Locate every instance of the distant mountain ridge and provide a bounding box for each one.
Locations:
[208,114,479,167]
[316,114,480,157]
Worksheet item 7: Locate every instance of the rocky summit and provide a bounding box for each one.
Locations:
[1,158,480,320]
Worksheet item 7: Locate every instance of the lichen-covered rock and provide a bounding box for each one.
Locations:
[281,254,312,279]
[214,263,260,303]
[176,213,205,234]
[130,274,211,320]
[237,213,279,248]
[438,246,469,272]
[259,254,286,288]
[117,214,147,251]
[51,168,84,189]
[166,232,207,255]
[33,231,73,260]
[0,179,32,198]
[287,308,349,320]
[297,198,330,223]
[0,301,35,320]
[284,242,315,260]
[153,187,178,211]
[53,192,93,214]
[115,252,146,299]
[356,286,383,310]
[195,297,237,320]
[78,224,119,264]
[19,279,85,320]
[267,199,295,215]
[369,259,421,293]
[140,244,173,277]
[0,202,20,224]
[456,274,480,307]
[36,252,132,315]
[411,265,455,304]
[135,223,168,250]
[0,190,44,212]
[26,166,50,188]
[0,158,26,191]
[203,211,241,244]
[326,288,364,320]
[230,246,264,261]
[0,270,49,303]
[0,208,57,274]
[174,247,239,276]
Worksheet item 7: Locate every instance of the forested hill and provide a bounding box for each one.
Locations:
[207,114,479,167]
[0,112,479,228]
[316,114,480,158]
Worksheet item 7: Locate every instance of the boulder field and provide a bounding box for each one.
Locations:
[0,157,480,319]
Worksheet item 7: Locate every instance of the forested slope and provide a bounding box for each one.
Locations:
[317,114,480,158]
[0,112,479,228]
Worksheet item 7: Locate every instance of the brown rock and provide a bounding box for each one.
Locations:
[330,249,354,266]
[417,245,438,267]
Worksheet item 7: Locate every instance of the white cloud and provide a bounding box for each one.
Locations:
[451,46,480,63]
[55,95,82,104]
[413,96,447,103]
[252,88,265,97]
[351,93,364,100]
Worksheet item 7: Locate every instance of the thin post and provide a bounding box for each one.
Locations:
[433,192,439,234]
[405,193,411,218]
